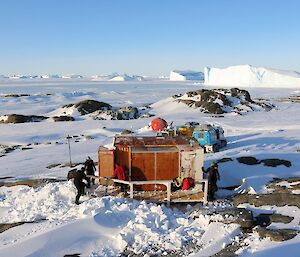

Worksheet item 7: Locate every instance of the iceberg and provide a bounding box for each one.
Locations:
[170,70,204,81]
[204,65,300,88]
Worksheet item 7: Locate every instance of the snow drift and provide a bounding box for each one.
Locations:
[170,70,204,81]
[204,65,300,88]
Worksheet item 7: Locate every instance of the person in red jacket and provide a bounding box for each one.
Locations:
[112,163,127,192]
[112,163,126,181]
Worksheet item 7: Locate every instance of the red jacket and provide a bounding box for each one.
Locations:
[112,165,126,181]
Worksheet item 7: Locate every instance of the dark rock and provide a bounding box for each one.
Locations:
[195,101,225,114]
[117,106,139,119]
[230,88,252,102]
[121,129,134,134]
[91,106,140,120]
[267,177,300,193]
[176,99,195,107]
[3,94,30,98]
[217,208,254,229]
[0,176,14,180]
[2,114,47,124]
[233,193,300,208]
[63,100,111,115]
[0,222,26,233]
[236,156,260,165]
[256,213,294,227]
[217,158,233,163]
[260,159,291,167]
[53,116,75,122]
[270,213,294,223]
[0,145,20,157]
[21,147,33,150]
[46,163,61,169]
[255,227,299,241]
[139,113,155,118]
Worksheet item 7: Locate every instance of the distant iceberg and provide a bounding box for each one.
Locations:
[109,74,144,82]
[169,70,204,81]
[204,65,300,88]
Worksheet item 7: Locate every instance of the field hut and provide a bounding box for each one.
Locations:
[98,135,204,191]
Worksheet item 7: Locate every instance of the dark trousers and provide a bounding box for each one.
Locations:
[75,182,85,204]
[86,172,95,187]
[208,182,218,201]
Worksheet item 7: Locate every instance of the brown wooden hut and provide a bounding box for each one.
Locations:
[98,135,204,191]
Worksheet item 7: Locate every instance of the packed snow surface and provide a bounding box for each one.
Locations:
[0,182,240,257]
[204,65,300,88]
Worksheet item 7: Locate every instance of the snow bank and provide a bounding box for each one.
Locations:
[204,65,300,88]
[170,70,204,81]
[0,182,240,256]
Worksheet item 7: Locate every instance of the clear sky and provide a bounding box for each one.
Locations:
[0,0,299,76]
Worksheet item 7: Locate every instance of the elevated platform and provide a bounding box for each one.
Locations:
[88,176,208,206]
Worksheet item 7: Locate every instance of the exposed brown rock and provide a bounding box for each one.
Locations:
[52,116,75,122]
[233,193,300,208]
[255,227,299,241]
[63,100,111,115]
[2,114,47,124]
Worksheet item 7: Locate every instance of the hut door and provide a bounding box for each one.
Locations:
[180,151,196,178]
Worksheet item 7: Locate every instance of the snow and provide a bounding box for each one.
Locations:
[0,79,300,256]
[0,182,239,256]
[170,70,204,81]
[204,65,300,88]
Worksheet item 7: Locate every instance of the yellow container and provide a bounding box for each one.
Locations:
[178,127,194,137]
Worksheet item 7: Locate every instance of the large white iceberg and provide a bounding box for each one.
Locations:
[204,65,300,88]
[170,70,204,81]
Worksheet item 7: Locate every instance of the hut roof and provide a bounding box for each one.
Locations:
[114,135,200,149]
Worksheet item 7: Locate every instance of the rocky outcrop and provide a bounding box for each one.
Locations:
[255,227,299,241]
[52,116,75,122]
[90,106,140,120]
[172,88,274,115]
[237,156,260,165]
[260,159,291,167]
[63,100,111,115]
[233,193,300,208]
[0,114,47,124]
[0,144,20,157]
[236,156,291,167]
[255,213,294,227]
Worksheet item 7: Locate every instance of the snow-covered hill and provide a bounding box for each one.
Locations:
[170,70,204,81]
[204,65,300,88]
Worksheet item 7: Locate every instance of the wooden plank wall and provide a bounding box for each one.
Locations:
[156,152,179,190]
[132,152,155,190]
[98,149,114,178]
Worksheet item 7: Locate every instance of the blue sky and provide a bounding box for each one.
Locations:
[0,0,299,76]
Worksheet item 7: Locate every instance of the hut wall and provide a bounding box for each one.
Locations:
[98,148,114,184]
[131,151,179,191]
[131,152,155,190]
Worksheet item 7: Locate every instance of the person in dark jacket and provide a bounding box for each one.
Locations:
[84,156,96,187]
[204,162,220,201]
[74,167,88,205]
[112,163,126,192]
